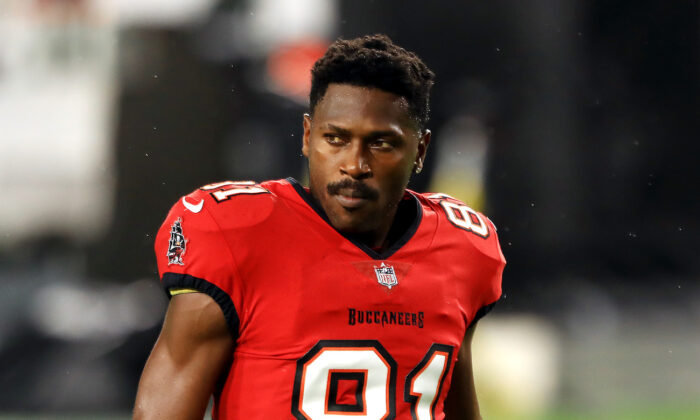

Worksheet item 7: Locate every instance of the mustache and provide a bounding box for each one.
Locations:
[327,179,379,200]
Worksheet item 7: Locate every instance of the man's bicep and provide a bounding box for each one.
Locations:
[444,322,481,420]
[134,293,234,420]
[160,291,233,354]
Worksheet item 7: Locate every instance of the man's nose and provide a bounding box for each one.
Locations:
[339,142,372,179]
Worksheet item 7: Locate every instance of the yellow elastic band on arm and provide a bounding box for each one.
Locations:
[169,288,200,296]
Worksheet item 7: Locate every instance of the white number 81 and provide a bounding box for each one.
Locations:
[292,341,453,420]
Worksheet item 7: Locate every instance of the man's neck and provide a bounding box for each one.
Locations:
[348,205,399,251]
[348,197,416,252]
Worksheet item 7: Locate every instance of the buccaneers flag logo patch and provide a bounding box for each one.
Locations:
[167,217,187,265]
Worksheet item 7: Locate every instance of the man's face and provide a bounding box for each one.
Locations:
[302,83,430,238]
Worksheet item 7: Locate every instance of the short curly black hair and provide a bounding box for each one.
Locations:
[309,34,435,130]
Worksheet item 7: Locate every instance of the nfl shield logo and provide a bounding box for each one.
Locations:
[374,262,398,289]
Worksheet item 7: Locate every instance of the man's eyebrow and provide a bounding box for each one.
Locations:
[325,123,402,138]
[325,124,352,136]
[366,130,402,139]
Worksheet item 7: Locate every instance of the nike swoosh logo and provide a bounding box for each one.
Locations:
[182,197,204,213]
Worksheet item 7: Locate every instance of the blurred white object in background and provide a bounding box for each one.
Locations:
[0,0,117,247]
[95,0,217,27]
[189,0,338,63]
[472,314,561,419]
[247,0,336,54]
[30,278,167,341]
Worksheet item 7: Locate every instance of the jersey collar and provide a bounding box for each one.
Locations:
[286,177,423,260]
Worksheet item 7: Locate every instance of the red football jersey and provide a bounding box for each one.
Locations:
[155,178,505,420]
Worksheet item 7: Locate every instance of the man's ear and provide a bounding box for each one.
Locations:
[302,114,312,157]
[415,129,431,173]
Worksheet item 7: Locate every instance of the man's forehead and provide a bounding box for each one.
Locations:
[313,84,418,132]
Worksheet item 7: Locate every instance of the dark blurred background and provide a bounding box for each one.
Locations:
[0,0,698,418]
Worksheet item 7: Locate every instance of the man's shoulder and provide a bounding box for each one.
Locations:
[185,178,291,219]
[157,179,297,236]
[190,179,281,204]
[413,191,506,265]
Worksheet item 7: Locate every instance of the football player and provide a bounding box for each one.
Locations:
[134,34,505,420]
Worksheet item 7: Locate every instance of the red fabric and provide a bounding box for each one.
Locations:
[155,179,505,419]
[335,379,359,406]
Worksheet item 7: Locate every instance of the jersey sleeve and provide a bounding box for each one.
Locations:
[468,216,506,326]
[154,190,240,336]
[423,192,506,326]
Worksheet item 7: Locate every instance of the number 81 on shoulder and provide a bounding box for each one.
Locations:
[292,340,454,420]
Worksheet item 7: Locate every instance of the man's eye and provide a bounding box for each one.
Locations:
[324,135,344,145]
[371,140,394,149]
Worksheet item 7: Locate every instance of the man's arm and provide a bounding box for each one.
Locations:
[443,323,482,420]
[133,292,234,420]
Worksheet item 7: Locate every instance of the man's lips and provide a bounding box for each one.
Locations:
[336,188,371,199]
[334,193,370,209]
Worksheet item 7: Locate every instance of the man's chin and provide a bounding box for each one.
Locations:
[327,211,374,235]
